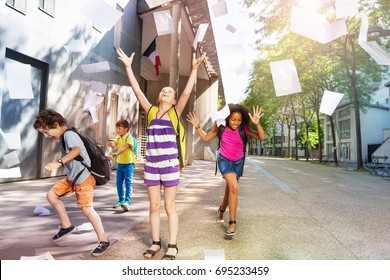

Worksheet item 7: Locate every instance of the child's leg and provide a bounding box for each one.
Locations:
[144,185,161,258]
[224,173,239,221]
[48,178,74,228]
[81,206,108,242]
[116,164,125,202]
[163,186,178,244]
[124,164,134,204]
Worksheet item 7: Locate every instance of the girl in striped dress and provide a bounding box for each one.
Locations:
[116,47,206,260]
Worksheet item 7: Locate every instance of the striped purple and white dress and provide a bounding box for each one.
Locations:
[144,115,180,187]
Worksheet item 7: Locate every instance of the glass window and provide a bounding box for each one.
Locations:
[6,0,27,14]
[340,142,351,161]
[326,124,333,141]
[339,119,350,139]
[39,0,55,16]
[338,108,350,118]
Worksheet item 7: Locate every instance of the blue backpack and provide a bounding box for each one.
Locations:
[126,135,138,156]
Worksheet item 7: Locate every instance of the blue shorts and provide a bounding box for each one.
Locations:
[217,154,244,180]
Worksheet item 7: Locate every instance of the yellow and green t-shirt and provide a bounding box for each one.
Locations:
[115,134,136,164]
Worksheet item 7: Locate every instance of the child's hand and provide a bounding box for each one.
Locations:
[248,105,264,125]
[116,48,135,68]
[186,112,200,127]
[44,162,61,173]
[108,154,114,161]
[107,141,115,148]
[192,52,207,70]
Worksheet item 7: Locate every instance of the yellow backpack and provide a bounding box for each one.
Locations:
[147,106,186,171]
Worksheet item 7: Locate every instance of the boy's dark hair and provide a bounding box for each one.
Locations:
[33,109,67,130]
[115,119,129,129]
[226,103,250,127]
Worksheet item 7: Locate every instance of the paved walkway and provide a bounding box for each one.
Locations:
[1,157,390,260]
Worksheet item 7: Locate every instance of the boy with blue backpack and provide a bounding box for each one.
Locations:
[108,119,137,212]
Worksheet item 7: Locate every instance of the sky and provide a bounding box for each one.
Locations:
[207,0,261,104]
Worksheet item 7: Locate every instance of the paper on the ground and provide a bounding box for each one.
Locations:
[64,38,87,53]
[269,59,302,96]
[80,0,123,31]
[3,151,20,168]
[0,129,22,149]
[20,251,54,260]
[76,222,94,232]
[335,0,358,19]
[320,90,344,116]
[290,5,347,44]
[153,9,175,36]
[211,0,228,18]
[358,14,390,65]
[5,61,34,99]
[193,23,209,50]
[80,61,110,74]
[90,80,107,94]
[0,167,21,178]
[33,204,51,216]
[204,249,225,260]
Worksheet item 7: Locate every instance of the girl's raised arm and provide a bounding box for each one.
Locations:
[116,48,152,112]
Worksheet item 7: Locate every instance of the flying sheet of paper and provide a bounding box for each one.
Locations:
[226,24,237,33]
[204,249,225,260]
[90,80,107,94]
[76,222,94,232]
[3,151,20,168]
[211,0,228,18]
[80,61,110,74]
[205,146,217,162]
[80,0,123,30]
[358,14,390,65]
[219,44,246,72]
[269,59,302,97]
[0,129,22,150]
[153,9,175,36]
[212,104,230,122]
[33,204,51,216]
[320,90,344,116]
[358,41,390,65]
[235,62,247,75]
[193,23,209,50]
[5,61,34,99]
[335,0,358,19]
[290,5,347,44]
[64,38,87,53]
[83,95,104,111]
[0,167,21,178]
[89,106,99,123]
[20,252,54,260]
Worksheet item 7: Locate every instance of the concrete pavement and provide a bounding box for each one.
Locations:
[1,157,390,260]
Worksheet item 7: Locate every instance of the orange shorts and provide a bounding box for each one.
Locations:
[51,175,96,207]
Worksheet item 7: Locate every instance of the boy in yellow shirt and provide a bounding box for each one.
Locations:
[108,119,137,211]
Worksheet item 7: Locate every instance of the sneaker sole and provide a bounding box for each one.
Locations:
[53,226,76,241]
[121,204,130,211]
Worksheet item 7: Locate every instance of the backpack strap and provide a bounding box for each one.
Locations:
[124,134,134,154]
[215,126,225,175]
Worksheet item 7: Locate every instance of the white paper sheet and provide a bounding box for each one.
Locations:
[211,0,228,18]
[212,104,230,122]
[358,14,390,65]
[335,0,358,19]
[5,61,34,99]
[0,129,22,150]
[20,252,54,260]
[76,222,94,232]
[290,5,347,44]
[204,249,225,260]
[193,23,209,50]
[80,0,123,31]
[0,167,21,178]
[83,95,104,111]
[64,38,87,53]
[226,24,237,33]
[90,80,107,94]
[320,90,345,116]
[153,9,175,36]
[269,59,302,97]
[3,151,20,168]
[219,44,246,72]
[80,61,110,74]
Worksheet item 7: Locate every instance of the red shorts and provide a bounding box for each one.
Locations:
[51,175,96,207]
